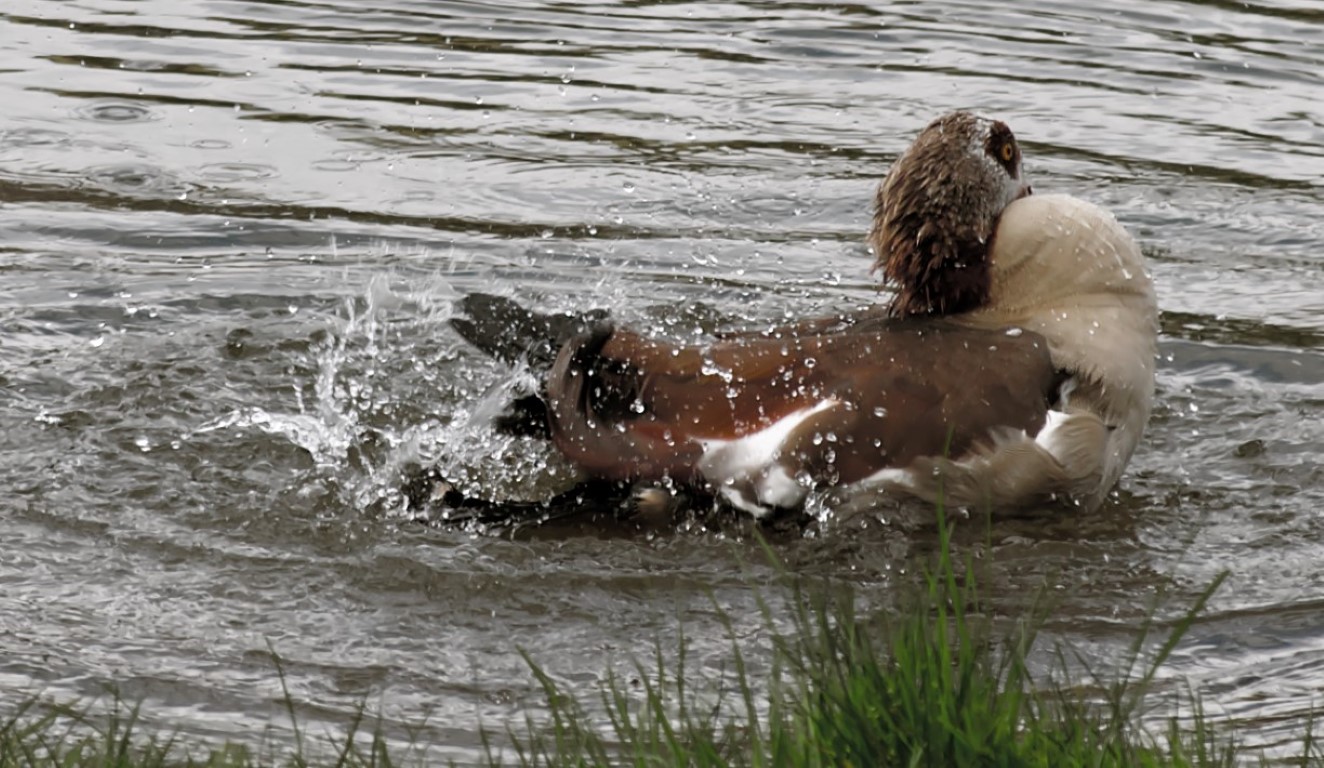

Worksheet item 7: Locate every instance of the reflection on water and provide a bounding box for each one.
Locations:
[1,0,1322,759]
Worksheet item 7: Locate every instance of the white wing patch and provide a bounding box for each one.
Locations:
[1034,409,1080,470]
[698,400,1105,518]
[698,399,840,517]
[857,466,917,489]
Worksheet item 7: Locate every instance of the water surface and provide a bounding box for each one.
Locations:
[2,0,1323,760]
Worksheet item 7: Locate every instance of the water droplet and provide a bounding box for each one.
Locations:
[1004,327,1023,337]
[700,358,734,383]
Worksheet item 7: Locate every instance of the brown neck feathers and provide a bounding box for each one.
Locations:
[871,208,995,318]
[868,112,1005,318]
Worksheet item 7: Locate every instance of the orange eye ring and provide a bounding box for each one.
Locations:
[1000,143,1015,163]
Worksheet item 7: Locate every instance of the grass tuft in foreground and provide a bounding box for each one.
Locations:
[493,511,1318,767]
[0,697,237,768]
[2,509,1320,766]
[0,675,408,768]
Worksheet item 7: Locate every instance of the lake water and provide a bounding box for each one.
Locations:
[1,0,1322,761]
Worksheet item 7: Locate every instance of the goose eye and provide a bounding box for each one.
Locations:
[1000,142,1015,163]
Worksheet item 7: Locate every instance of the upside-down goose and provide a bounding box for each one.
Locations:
[441,111,1159,522]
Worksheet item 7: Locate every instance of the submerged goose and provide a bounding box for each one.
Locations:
[440,111,1158,522]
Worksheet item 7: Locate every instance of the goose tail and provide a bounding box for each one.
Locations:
[450,293,609,370]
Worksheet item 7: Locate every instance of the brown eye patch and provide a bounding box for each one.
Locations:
[984,120,1020,176]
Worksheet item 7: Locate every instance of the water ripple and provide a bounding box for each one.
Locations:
[1,0,1322,757]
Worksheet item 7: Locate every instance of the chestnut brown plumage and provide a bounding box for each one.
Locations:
[545,319,1063,487]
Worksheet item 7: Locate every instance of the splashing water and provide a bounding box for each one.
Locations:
[195,274,403,468]
[194,272,576,520]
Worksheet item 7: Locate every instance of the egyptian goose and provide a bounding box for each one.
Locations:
[439,111,1158,523]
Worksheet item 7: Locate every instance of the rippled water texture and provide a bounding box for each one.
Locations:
[2,0,1322,760]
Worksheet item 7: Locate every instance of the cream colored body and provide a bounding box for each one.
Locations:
[846,194,1159,514]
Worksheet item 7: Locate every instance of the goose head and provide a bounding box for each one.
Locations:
[869,111,1032,317]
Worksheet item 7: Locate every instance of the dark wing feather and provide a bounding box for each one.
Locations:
[450,293,608,369]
